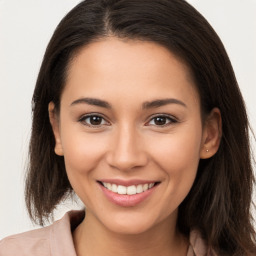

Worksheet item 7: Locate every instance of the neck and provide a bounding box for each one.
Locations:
[73,211,188,256]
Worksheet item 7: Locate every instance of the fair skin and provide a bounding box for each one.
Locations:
[49,37,221,256]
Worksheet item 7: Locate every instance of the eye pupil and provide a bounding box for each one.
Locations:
[90,116,102,125]
[154,117,167,125]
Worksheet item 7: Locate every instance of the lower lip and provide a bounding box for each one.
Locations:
[99,184,157,207]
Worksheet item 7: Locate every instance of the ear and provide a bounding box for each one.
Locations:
[200,108,222,159]
[48,102,64,156]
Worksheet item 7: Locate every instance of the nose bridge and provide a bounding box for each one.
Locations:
[106,122,147,170]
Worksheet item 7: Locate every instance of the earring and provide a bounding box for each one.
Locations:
[206,149,209,152]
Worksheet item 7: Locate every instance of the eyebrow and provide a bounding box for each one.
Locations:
[70,97,186,109]
[70,98,111,109]
[142,98,187,109]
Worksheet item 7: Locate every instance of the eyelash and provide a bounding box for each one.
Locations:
[78,113,178,128]
[78,113,110,127]
[146,114,178,127]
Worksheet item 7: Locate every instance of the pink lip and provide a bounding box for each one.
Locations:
[98,179,158,186]
[98,182,159,207]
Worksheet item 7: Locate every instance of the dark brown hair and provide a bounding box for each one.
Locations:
[25,0,256,255]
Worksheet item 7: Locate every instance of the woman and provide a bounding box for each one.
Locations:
[0,0,255,255]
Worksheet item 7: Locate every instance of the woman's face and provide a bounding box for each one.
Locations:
[50,37,217,235]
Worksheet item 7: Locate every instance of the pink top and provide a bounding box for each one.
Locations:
[0,210,216,256]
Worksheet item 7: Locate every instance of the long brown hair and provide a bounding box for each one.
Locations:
[25,0,256,255]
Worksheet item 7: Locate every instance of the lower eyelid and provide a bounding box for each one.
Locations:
[77,113,178,127]
[147,115,178,125]
[78,114,110,126]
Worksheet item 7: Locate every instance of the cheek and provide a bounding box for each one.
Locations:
[59,127,109,205]
[150,126,202,170]
[147,123,202,197]
[60,124,108,176]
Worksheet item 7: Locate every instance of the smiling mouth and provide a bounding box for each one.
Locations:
[98,181,160,195]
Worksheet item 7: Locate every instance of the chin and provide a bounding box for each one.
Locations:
[107,221,153,235]
[99,211,163,235]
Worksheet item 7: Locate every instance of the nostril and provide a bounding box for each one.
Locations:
[105,151,149,171]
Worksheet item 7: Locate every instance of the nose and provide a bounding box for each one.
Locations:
[106,124,148,171]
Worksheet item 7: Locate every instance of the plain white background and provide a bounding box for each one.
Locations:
[0,0,255,239]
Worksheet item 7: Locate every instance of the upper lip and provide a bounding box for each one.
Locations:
[97,179,160,186]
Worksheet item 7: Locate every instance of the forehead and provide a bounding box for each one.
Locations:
[68,37,193,81]
[63,37,199,106]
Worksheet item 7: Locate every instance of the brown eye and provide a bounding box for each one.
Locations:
[148,115,177,126]
[79,115,108,127]
[154,117,168,125]
[89,116,103,125]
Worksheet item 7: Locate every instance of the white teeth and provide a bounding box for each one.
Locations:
[117,185,127,195]
[102,182,156,195]
[112,184,118,193]
[127,185,136,195]
[143,184,149,191]
[149,183,154,189]
[136,184,143,193]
